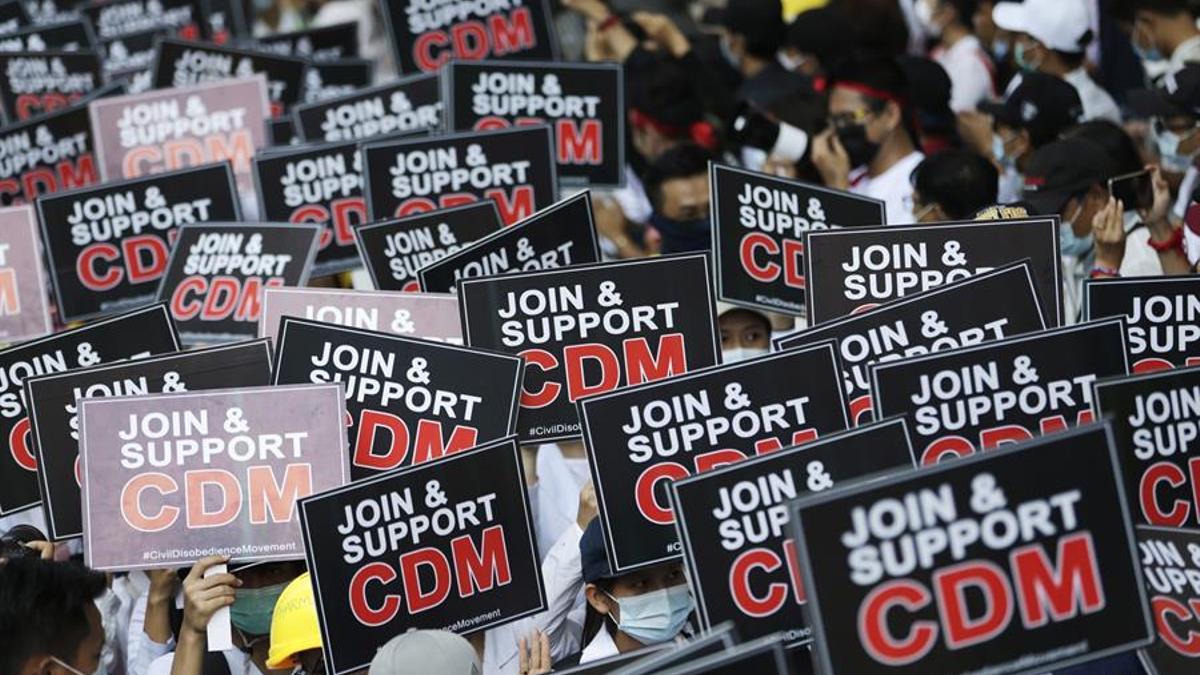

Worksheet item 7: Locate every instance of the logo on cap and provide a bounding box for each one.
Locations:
[1021,101,1038,122]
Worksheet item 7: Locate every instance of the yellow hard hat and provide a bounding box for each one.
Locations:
[266,572,322,669]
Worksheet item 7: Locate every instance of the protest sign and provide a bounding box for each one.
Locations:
[36,162,241,322]
[613,625,739,675]
[0,50,100,120]
[654,635,797,675]
[260,287,462,345]
[267,117,296,146]
[0,204,52,343]
[417,191,599,293]
[552,644,674,675]
[791,423,1151,675]
[444,60,623,186]
[1084,276,1200,373]
[362,125,557,224]
[670,418,916,645]
[580,343,851,572]
[711,164,885,316]
[255,21,358,61]
[0,96,96,203]
[152,37,308,117]
[355,201,503,292]
[26,339,272,540]
[81,382,350,570]
[804,218,1062,326]
[0,0,28,34]
[203,0,247,44]
[0,20,96,52]
[380,0,557,73]
[300,435,544,675]
[0,303,180,515]
[155,222,321,344]
[95,28,160,90]
[459,254,720,444]
[252,138,365,276]
[1135,525,1200,675]
[83,0,203,42]
[871,318,1129,466]
[306,59,373,103]
[292,72,443,143]
[1092,366,1200,528]
[273,317,523,478]
[775,263,1048,425]
[87,76,269,210]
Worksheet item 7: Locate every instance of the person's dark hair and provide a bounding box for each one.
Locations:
[829,53,920,144]
[629,54,706,130]
[1062,120,1144,175]
[0,558,107,674]
[839,0,911,56]
[1128,0,1198,17]
[1052,48,1089,69]
[582,577,617,647]
[912,150,1000,220]
[943,0,980,24]
[643,143,715,209]
[786,5,857,72]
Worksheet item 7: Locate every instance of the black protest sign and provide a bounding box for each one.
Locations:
[155,222,320,344]
[293,73,442,143]
[775,263,1048,426]
[551,644,673,675]
[609,626,738,675]
[26,339,271,540]
[267,117,297,146]
[96,28,160,86]
[444,60,623,186]
[255,21,359,61]
[202,0,247,44]
[580,343,851,573]
[252,139,366,276]
[273,317,523,480]
[305,59,373,103]
[655,635,797,675]
[459,254,720,445]
[36,162,241,322]
[1084,276,1200,374]
[152,38,308,117]
[711,164,885,316]
[84,0,203,41]
[792,423,1151,675]
[380,0,557,74]
[671,418,916,646]
[0,51,100,121]
[0,303,180,515]
[0,0,28,34]
[355,201,503,292]
[1092,366,1200,528]
[804,218,1063,326]
[0,97,96,203]
[1135,525,1200,675]
[417,191,599,293]
[0,21,96,52]
[872,318,1128,467]
[300,436,544,675]
[362,125,557,224]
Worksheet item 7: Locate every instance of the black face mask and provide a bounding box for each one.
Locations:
[835,122,881,168]
[650,212,711,254]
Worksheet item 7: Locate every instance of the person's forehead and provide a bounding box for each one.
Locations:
[663,174,709,199]
[830,86,869,110]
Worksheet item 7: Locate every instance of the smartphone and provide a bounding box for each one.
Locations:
[1107,169,1154,211]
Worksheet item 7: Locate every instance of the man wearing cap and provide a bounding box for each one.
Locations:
[710,0,811,108]
[992,0,1121,123]
[915,0,998,112]
[1125,0,1200,78]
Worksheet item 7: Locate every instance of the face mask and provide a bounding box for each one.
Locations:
[1014,42,1041,72]
[992,40,1010,62]
[719,36,739,70]
[1059,204,1094,258]
[50,656,102,675]
[835,123,880,169]
[606,584,694,645]
[914,0,941,38]
[723,346,769,363]
[1156,126,1199,173]
[230,582,286,636]
[991,134,1011,166]
[649,212,711,254]
[777,51,807,72]
[1133,25,1164,63]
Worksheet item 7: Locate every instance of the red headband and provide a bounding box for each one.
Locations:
[629,108,719,151]
[834,80,908,107]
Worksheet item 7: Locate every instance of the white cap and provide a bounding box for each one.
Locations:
[993,0,1091,53]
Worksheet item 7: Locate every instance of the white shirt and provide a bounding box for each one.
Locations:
[932,35,996,112]
[1168,35,1200,77]
[849,151,925,225]
[1063,67,1121,123]
[579,626,621,664]
[534,445,591,561]
[1121,214,1165,278]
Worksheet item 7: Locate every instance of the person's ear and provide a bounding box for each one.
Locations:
[880,100,902,134]
[585,584,614,617]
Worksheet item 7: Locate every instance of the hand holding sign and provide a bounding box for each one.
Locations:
[181,556,240,633]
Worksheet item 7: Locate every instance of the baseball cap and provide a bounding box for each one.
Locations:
[979,73,1083,146]
[580,518,612,584]
[708,0,786,55]
[993,0,1092,53]
[368,630,480,675]
[1021,138,1119,216]
[1127,64,1200,119]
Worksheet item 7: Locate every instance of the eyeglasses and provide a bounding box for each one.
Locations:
[827,107,875,130]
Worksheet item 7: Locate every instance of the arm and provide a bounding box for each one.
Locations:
[169,556,240,675]
[1143,166,1194,275]
[564,0,638,63]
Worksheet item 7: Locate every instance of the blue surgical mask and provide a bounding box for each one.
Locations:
[992,40,1010,62]
[607,584,693,645]
[1014,42,1041,72]
[992,134,1011,166]
[1156,125,1199,173]
[231,582,286,636]
[50,656,102,675]
[1059,204,1094,258]
[1133,26,1164,63]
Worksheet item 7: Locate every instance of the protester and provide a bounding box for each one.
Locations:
[641,143,716,253]
[369,631,481,675]
[265,573,322,675]
[911,149,1000,221]
[0,557,108,675]
[717,303,774,362]
[917,0,998,111]
[1122,0,1200,77]
[708,0,811,107]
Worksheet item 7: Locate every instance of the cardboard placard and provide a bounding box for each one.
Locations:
[459,254,721,444]
[804,218,1062,326]
[1092,366,1200,528]
[580,343,851,572]
[0,96,96,203]
[791,423,1152,675]
[711,164,886,316]
[0,20,96,52]
[362,125,557,224]
[202,0,247,44]
[654,635,797,675]
[292,72,443,143]
[0,0,29,35]
[417,190,599,293]
[551,644,674,675]
[252,138,365,276]
[775,263,1048,425]
[1083,276,1200,373]
[0,303,180,515]
[305,59,373,103]
[0,204,53,343]
[1135,525,1200,675]
[26,339,273,540]
[155,222,321,344]
[83,0,203,41]
[87,75,269,209]
[152,37,308,117]
[380,0,557,74]
[444,60,623,186]
[871,318,1129,466]
[0,50,100,121]
[254,21,358,61]
[671,419,917,645]
[36,162,241,322]
[273,317,523,479]
[259,287,462,345]
[81,382,350,570]
[612,625,739,675]
[355,201,503,292]
[300,436,544,675]
[95,28,161,89]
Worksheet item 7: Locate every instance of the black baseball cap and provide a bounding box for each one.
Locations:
[1021,137,1119,216]
[979,73,1083,146]
[1128,64,1200,119]
[706,0,785,56]
[580,518,612,584]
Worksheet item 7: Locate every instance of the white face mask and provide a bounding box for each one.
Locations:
[606,584,694,645]
[722,346,769,363]
[1156,123,1200,173]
